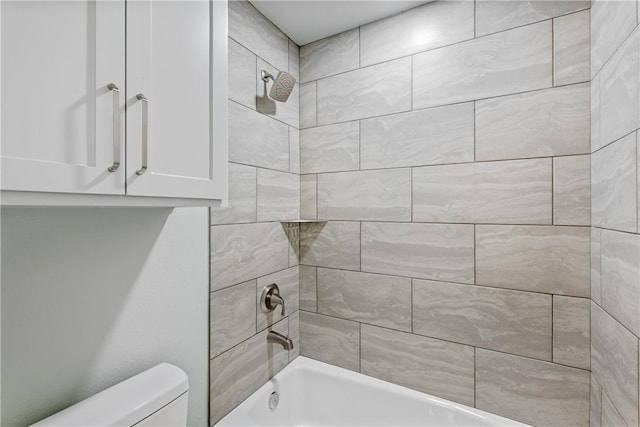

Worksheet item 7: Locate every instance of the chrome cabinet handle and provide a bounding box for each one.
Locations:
[136,93,148,175]
[107,83,120,172]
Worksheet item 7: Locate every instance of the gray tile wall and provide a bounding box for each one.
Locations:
[209,1,300,424]
[298,2,593,426]
[215,2,640,427]
[590,0,640,425]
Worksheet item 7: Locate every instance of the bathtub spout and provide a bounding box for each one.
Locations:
[267,331,294,350]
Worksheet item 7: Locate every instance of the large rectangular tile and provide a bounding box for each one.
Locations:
[210,222,289,290]
[601,229,640,337]
[299,265,317,312]
[413,22,552,109]
[229,101,289,172]
[299,82,316,129]
[413,280,552,360]
[317,169,411,221]
[257,169,299,222]
[211,163,257,225]
[591,0,637,76]
[317,58,411,125]
[300,174,317,220]
[228,0,288,71]
[553,155,591,226]
[592,133,637,233]
[300,121,359,173]
[476,349,590,427]
[599,29,640,147]
[300,221,360,270]
[412,159,552,224]
[210,280,257,358]
[361,222,474,284]
[359,1,474,67]
[475,84,590,161]
[476,0,589,37]
[476,225,590,296]
[300,28,359,83]
[360,324,475,406]
[318,268,411,331]
[210,319,289,425]
[299,311,360,371]
[360,103,474,169]
[256,267,299,331]
[602,393,627,427]
[553,296,590,370]
[256,58,299,129]
[554,10,590,86]
[228,38,257,109]
[591,302,639,427]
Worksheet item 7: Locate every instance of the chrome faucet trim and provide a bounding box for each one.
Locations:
[267,331,294,350]
[261,283,286,316]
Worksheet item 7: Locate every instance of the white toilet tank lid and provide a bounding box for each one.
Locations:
[31,363,189,427]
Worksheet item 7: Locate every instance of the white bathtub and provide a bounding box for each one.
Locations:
[216,356,530,426]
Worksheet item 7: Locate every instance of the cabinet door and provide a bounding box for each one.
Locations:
[126,0,228,200]
[1,1,126,194]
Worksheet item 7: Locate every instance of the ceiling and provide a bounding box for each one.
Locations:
[249,1,431,45]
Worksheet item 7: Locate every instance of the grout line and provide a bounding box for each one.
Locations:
[591,21,640,80]
[295,263,592,299]
[317,317,594,372]
[592,128,640,156]
[230,97,300,132]
[304,13,588,85]
[304,152,592,175]
[318,79,588,129]
[593,299,640,341]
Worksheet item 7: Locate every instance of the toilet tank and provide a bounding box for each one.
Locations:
[31,364,189,427]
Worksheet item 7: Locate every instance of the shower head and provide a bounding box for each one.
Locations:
[261,70,296,102]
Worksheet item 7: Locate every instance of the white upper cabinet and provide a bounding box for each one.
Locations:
[126,0,228,199]
[1,0,126,195]
[1,0,228,204]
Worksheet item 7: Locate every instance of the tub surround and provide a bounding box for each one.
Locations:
[590,0,640,425]
[298,1,592,426]
[209,1,300,424]
[214,1,640,426]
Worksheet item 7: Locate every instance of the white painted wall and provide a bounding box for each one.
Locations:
[0,207,209,426]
